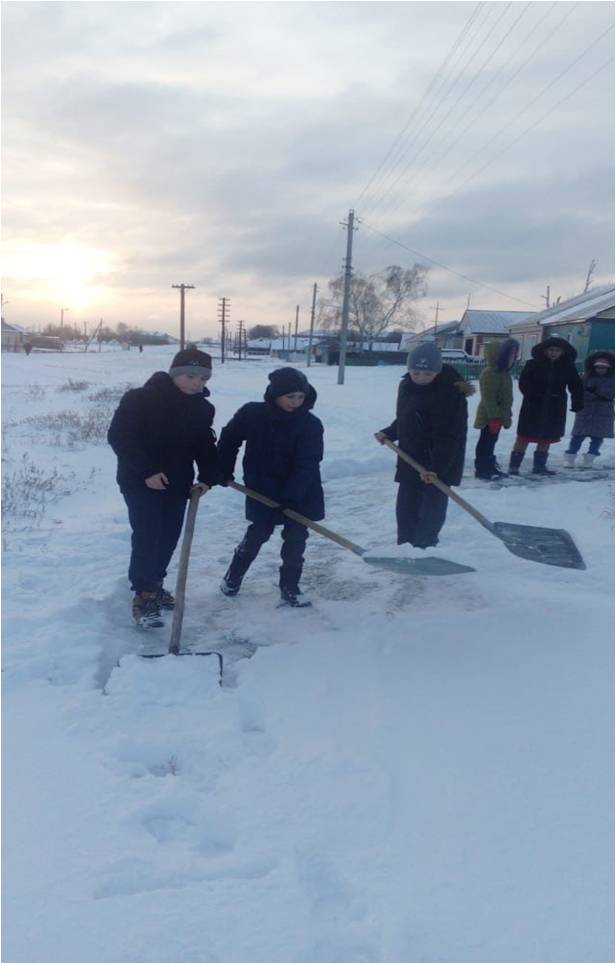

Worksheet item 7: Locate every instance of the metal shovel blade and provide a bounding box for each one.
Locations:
[363,555,476,576]
[493,522,586,570]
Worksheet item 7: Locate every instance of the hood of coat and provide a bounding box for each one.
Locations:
[263,381,317,413]
[144,370,212,399]
[584,350,614,378]
[531,336,577,363]
[484,337,520,373]
[400,363,469,396]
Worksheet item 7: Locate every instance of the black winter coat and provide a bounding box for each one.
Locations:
[217,384,324,524]
[516,338,584,441]
[381,365,469,485]
[107,372,219,496]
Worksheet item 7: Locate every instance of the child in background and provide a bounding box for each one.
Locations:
[374,343,473,549]
[218,367,324,607]
[108,348,219,628]
[564,351,614,467]
[509,337,583,476]
[473,337,519,480]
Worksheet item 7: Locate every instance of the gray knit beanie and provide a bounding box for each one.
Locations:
[169,348,212,379]
[407,342,442,373]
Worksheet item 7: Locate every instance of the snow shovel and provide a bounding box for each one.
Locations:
[140,488,223,680]
[381,439,586,571]
[228,481,475,576]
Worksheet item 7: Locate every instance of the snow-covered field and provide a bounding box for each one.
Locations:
[2,346,614,964]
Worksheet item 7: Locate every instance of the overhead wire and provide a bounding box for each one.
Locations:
[360,2,513,218]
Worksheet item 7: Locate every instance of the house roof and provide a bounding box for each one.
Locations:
[461,309,536,334]
[1,319,26,334]
[520,284,615,327]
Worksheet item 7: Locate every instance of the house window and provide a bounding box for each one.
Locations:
[464,338,473,354]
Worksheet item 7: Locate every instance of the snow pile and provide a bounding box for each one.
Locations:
[2,348,614,963]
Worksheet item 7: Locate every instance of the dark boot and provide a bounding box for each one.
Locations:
[280,586,312,607]
[220,547,253,596]
[508,450,524,476]
[532,450,556,475]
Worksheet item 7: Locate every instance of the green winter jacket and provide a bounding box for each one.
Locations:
[474,341,514,430]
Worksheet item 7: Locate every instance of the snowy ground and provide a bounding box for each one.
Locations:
[2,346,614,964]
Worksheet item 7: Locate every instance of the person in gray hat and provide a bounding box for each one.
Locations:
[375,344,474,548]
[108,348,219,628]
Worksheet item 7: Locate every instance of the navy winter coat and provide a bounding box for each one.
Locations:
[381,365,470,485]
[217,384,325,524]
[572,351,615,439]
[517,337,584,441]
[108,371,219,496]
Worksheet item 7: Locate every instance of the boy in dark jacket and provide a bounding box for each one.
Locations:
[218,367,324,607]
[564,350,614,467]
[509,337,583,476]
[374,343,473,549]
[108,348,219,627]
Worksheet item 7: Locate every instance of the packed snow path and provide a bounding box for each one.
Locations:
[2,348,614,963]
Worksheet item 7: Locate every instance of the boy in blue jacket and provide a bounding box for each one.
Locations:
[218,367,324,607]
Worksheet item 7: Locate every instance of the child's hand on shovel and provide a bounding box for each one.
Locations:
[419,468,438,484]
[191,482,210,497]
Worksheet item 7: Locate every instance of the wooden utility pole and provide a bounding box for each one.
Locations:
[431,301,440,335]
[217,297,229,363]
[294,304,299,352]
[542,285,551,309]
[237,320,246,359]
[172,284,195,351]
[307,282,317,367]
[338,209,356,386]
[287,323,292,356]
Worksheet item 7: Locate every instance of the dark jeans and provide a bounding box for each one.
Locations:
[123,488,187,593]
[229,519,309,591]
[566,434,603,456]
[396,476,449,548]
[474,426,501,475]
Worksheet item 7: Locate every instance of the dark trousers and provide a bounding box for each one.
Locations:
[123,488,187,593]
[566,434,603,455]
[229,519,309,591]
[474,426,500,475]
[396,476,448,548]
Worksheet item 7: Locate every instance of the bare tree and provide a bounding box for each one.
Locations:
[319,264,428,348]
[247,324,279,340]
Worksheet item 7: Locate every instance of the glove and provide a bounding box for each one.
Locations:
[219,476,235,487]
[488,418,503,434]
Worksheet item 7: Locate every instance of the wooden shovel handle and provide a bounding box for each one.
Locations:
[169,488,201,655]
[228,481,366,556]
[381,438,495,533]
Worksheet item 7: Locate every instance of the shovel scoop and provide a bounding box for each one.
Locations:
[382,439,586,571]
[228,482,475,576]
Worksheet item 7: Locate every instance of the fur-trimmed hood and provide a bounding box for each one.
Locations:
[531,336,577,362]
[584,350,614,378]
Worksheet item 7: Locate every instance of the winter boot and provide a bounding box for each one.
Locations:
[582,453,598,468]
[279,586,312,608]
[508,450,525,476]
[532,451,556,475]
[155,582,175,610]
[220,548,252,597]
[132,591,164,629]
[563,452,577,468]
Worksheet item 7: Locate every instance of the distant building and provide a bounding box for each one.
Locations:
[508,285,615,361]
[1,319,26,352]
[459,309,536,357]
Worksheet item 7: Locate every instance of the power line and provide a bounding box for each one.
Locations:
[363,1,519,218]
[354,2,485,207]
[360,220,539,308]
[360,2,512,218]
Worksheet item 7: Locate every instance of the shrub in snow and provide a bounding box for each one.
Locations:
[58,379,90,393]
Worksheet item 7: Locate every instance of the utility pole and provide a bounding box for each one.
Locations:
[584,259,597,293]
[287,323,292,356]
[217,297,229,364]
[542,285,551,309]
[307,282,317,367]
[171,284,195,351]
[60,307,69,327]
[431,301,440,335]
[466,292,472,310]
[294,304,299,353]
[237,320,245,360]
[338,209,356,386]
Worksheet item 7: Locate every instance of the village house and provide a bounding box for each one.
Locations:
[508,284,615,361]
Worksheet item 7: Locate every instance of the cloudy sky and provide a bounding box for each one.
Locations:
[2,0,614,338]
